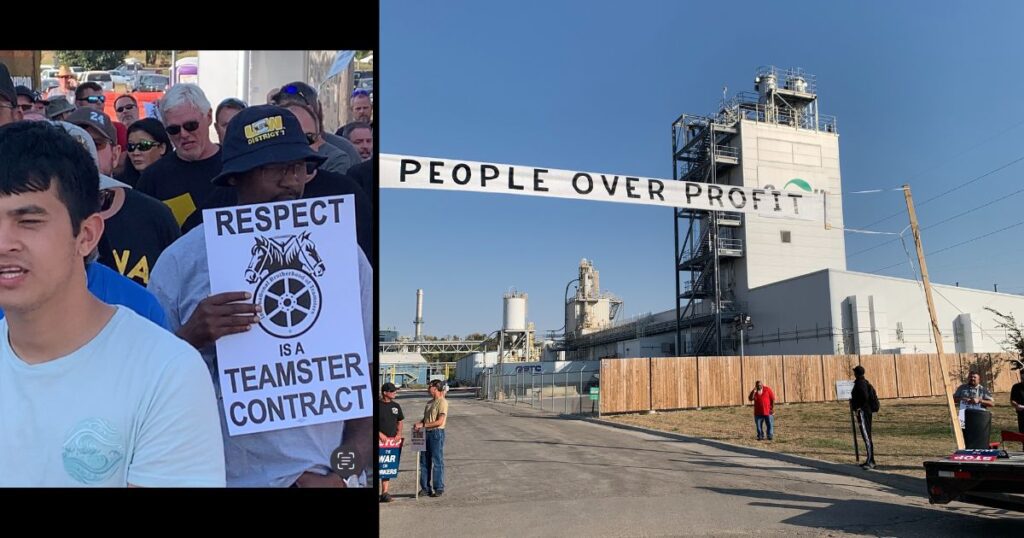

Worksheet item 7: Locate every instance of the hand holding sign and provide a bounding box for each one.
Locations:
[177,291,261,349]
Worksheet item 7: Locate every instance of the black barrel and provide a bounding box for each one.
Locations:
[964,408,992,449]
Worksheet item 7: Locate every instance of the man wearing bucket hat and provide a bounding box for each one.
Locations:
[45,96,75,121]
[67,108,180,287]
[150,105,373,487]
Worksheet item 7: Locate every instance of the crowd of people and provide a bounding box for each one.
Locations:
[0,61,375,487]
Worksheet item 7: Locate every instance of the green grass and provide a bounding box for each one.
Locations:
[610,394,1021,477]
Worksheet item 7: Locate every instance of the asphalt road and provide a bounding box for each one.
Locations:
[380,393,1022,537]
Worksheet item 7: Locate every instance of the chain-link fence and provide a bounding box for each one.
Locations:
[480,368,600,416]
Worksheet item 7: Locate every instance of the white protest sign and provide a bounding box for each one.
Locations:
[203,195,370,435]
[381,154,826,222]
[835,380,855,401]
[411,429,427,452]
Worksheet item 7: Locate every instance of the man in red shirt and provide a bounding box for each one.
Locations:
[748,380,776,441]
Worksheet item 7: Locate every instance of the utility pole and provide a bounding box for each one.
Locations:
[904,184,965,449]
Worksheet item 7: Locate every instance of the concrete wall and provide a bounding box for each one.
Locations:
[828,271,1024,354]
[733,120,847,290]
[739,269,835,355]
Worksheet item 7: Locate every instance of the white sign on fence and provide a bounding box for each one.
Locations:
[836,380,855,401]
[203,195,371,435]
[381,154,826,222]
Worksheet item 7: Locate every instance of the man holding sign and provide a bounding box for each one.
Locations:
[150,105,373,487]
[379,382,404,502]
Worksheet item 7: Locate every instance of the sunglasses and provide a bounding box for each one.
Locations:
[18,104,33,112]
[165,120,200,136]
[115,103,137,113]
[351,88,370,98]
[99,189,115,212]
[127,140,161,152]
[80,95,106,104]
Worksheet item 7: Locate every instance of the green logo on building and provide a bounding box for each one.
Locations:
[784,178,813,192]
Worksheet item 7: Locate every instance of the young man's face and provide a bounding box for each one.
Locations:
[0,183,102,313]
[76,87,105,112]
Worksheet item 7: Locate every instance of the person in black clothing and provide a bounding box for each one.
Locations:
[1011,368,1024,434]
[136,84,222,229]
[378,382,404,503]
[850,365,876,469]
[117,119,171,188]
[346,158,374,202]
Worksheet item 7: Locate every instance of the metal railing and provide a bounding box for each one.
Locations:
[481,370,600,417]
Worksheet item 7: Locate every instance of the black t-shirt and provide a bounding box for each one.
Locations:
[98,189,182,287]
[136,148,222,229]
[115,163,142,188]
[179,168,375,267]
[346,158,374,201]
[378,400,404,437]
[1012,382,1024,414]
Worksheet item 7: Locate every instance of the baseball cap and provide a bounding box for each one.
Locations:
[66,107,117,144]
[15,85,40,103]
[382,382,398,393]
[52,121,132,190]
[210,104,326,186]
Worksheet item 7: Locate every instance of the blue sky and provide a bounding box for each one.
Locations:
[381,0,1024,338]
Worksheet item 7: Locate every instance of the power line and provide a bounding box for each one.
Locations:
[853,153,1024,230]
[848,183,1024,256]
[870,216,1024,273]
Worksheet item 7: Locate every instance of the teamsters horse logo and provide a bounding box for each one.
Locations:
[245,231,325,338]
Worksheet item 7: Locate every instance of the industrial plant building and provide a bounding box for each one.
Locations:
[560,66,1024,361]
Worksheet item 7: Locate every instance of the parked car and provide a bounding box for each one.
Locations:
[135,74,169,92]
[79,71,114,91]
[39,78,59,93]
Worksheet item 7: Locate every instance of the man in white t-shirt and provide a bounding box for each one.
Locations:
[0,121,225,487]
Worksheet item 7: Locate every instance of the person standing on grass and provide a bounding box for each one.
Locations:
[850,365,879,470]
[748,380,776,441]
[1008,368,1023,435]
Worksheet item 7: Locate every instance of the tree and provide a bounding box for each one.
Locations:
[984,307,1024,357]
[53,50,129,71]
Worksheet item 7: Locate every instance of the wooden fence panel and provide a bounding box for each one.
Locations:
[822,355,860,400]
[784,355,826,403]
[650,357,698,411]
[858,354,898,399]
[697,356,743,407]
[895,354,932,398]
[599,358,650,414]
[929,354,963,396]
[741,355,787,403]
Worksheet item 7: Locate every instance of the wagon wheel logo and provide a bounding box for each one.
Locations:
[244,231,326,338]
